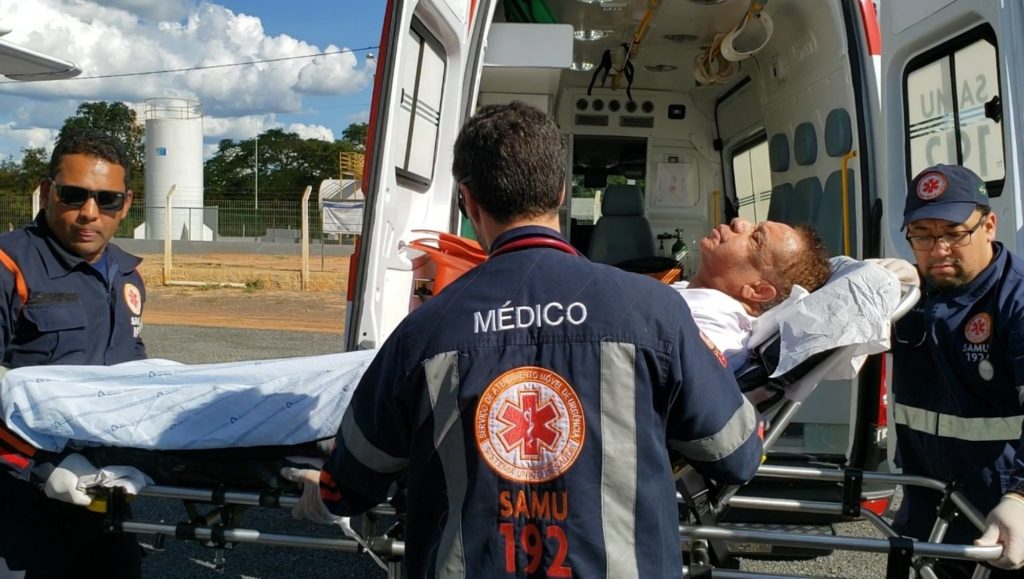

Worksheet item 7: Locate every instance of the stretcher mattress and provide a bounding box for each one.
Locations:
[2,350,377,452]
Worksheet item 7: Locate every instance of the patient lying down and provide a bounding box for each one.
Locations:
[0,222,907,498]
[674,218,831,372]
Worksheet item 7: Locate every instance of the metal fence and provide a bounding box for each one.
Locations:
[0,199,358,243]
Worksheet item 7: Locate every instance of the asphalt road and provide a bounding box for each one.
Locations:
[138,325,386,579]
[137,324,893,578]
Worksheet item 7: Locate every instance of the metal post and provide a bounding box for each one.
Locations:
[301,186,312,291]
[162,185,176,285]
[254,134,259,211]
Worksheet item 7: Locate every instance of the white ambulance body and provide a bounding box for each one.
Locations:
[347,0,890,516]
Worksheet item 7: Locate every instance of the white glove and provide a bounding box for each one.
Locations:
[975,493,1024,570]
[280,467,340,525]
[865,258,920,287]
[44,453,99,506]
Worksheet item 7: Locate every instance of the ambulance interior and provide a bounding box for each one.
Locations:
[469,0,880,467]
[358,0,883,514]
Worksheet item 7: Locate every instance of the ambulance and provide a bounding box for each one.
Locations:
[345,0,890,535]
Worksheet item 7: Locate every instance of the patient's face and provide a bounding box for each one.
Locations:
[696,218,801,295]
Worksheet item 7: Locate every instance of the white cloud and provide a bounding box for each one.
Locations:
[0,0,373,157]
[0,123,60,160]
[91,0,198,23]
[286,123,334,141]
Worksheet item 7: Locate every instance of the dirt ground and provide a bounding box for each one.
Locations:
[138,253,348,334]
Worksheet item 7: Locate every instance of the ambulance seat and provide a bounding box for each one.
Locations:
[588,184,656,265]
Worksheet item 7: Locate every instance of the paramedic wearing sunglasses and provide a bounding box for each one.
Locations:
[0,129,147,578]
[891,164,1024,575]
[283,102,764,578]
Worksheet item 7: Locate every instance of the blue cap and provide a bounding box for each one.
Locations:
[902,164,989,227]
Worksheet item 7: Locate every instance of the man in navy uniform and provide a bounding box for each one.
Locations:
[892,164,1024,575]
[285,102,763,578]
[0,128,146,578]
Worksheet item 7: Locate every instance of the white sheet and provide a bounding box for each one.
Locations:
[749,257,902,380]
[1,350,376,452]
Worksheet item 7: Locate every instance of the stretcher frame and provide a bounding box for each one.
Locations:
[97,282,1008,578]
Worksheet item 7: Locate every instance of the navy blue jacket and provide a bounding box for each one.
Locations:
[322,226,763,578]
[0,213,146,369]
[892,242,1024,543]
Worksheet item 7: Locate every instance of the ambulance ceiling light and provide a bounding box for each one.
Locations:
[571,60,595,72]
[574,0,629,10]
[574,28,615,42]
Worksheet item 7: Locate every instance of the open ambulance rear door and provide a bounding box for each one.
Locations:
[880,1,1017,259]
[345,0,496,351]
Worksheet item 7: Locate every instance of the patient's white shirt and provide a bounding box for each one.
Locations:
[670,281,755,372]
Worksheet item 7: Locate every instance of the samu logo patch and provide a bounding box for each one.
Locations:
[475,366,585,483]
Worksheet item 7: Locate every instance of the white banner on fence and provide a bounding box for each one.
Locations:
[319,179,364,234]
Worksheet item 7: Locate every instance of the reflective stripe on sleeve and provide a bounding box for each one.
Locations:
[600,342,640,579]
[669,397,757,462]
[340,406,408,474]
[425,351,467,579]
[893,402,1024,442]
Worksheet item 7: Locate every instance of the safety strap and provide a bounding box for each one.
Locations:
[841,468,863,517]
[886,536,914,578]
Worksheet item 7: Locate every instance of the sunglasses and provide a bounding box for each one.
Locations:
[51,182,127,211]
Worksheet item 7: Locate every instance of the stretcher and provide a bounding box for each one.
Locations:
[0,260,1008,578]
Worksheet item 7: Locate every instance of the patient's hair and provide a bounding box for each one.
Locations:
[762,225,830,312]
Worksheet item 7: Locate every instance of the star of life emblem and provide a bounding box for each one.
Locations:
[475,367,585,483]
[916,172,948,200]
[123,283,143,315]
[964,312,992,344]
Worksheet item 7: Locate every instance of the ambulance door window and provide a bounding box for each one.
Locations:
[731,136,771,223]
[395,21,447,185]
[904,26,1004,194]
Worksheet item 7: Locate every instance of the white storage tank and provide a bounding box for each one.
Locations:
[138,98,211,240]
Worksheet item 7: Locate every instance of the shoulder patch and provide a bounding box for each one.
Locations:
[699,330,729,368]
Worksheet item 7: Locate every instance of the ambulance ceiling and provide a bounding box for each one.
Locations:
[538,0,752,92]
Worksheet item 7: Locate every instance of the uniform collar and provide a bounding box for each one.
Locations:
[488,225,571,256]
[925,241,1004,306]
[30,212,141,280]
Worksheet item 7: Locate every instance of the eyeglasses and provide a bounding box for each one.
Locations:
[905,214,986,251]
[51,182,127,211]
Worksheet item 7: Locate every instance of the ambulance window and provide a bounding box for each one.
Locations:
[394,22,446,185]
[904,26,1004,194]
[731,136,771,222]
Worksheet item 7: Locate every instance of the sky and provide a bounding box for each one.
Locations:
[0,0,386,160]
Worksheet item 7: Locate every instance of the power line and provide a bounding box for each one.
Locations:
[0,45,378,84]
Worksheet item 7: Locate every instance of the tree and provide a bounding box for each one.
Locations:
[342,122,368,151]
[58,102,145,195]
